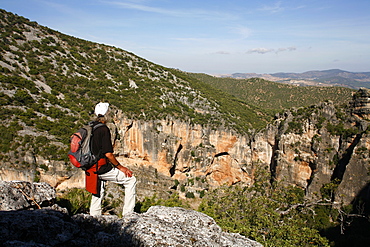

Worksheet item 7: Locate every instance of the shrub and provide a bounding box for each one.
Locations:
[135,193,187,213]
[198,169,330,247]
[39,164,49,171]
[286,121,303,134]
[56,188,92,214]
[185,192,195,198]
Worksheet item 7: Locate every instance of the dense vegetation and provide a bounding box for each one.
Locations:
[198,167,331,246]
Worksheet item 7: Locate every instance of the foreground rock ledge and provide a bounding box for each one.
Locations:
[0,207,262,247]
[0,181,262,247]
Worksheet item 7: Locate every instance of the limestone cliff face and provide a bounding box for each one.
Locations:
[0,156,84,192]
[113,113,253,188]
[108,91,370,206]
[268,98,370,205]
[334,131,370,205]
[2,90,370,207]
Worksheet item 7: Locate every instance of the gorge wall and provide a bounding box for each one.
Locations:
[2,89,370,207]
[111,89,370,207]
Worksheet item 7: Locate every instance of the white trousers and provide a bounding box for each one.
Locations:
[89,167,137,216]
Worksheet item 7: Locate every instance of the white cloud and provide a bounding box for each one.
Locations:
[247,48,274,54]
[213,51,230,55]
[276,48,287,53]
[276,46,296,53]
[247,46,297,54]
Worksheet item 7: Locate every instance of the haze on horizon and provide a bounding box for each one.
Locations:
[2,0,369,75]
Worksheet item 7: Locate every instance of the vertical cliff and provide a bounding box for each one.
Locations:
[106,89,370,206]
[113,113,253,188]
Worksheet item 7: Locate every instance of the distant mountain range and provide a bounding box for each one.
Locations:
[221,69,370,89]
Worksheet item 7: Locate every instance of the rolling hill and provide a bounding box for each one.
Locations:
[225,69,370,89]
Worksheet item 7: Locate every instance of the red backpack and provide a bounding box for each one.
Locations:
[68,122,104,170]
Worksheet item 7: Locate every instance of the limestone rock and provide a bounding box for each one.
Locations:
[335,132,370,205]
[0,181,55,210]
[118,206,262,247]
[351,88,370,119]
[0,181,262,247]
[0,206,262,247]
[0,209,79,246]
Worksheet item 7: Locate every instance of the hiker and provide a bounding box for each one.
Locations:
[87,102,136,216]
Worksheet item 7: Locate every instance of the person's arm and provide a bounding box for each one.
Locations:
[105,152,133,177]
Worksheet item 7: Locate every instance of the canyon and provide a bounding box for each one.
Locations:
[2,89,370,208]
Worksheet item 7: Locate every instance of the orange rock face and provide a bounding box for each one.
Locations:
[114,114,254,187]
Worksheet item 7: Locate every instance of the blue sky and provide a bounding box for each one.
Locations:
[1,0,370,74]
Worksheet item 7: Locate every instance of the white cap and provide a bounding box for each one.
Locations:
[94,102,109,116]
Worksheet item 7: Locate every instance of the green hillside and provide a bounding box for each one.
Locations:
[0,8,354,166]
[188,73,355,111]
[0,9,271,166]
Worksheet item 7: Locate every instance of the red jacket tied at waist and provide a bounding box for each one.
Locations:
[85,158,107,195]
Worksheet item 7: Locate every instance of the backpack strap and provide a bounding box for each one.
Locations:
[88,121,105,130]
[88,121,107,162]
[93,122,105,130]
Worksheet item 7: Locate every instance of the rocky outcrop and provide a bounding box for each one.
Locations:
[0,181,262,247]
[334,131,370,205]
[351,88,370,119]
[0,207,262,247]
[113,114,253,188]
[0,180,55,210]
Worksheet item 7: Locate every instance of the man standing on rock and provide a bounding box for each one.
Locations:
[86,102,136,216]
